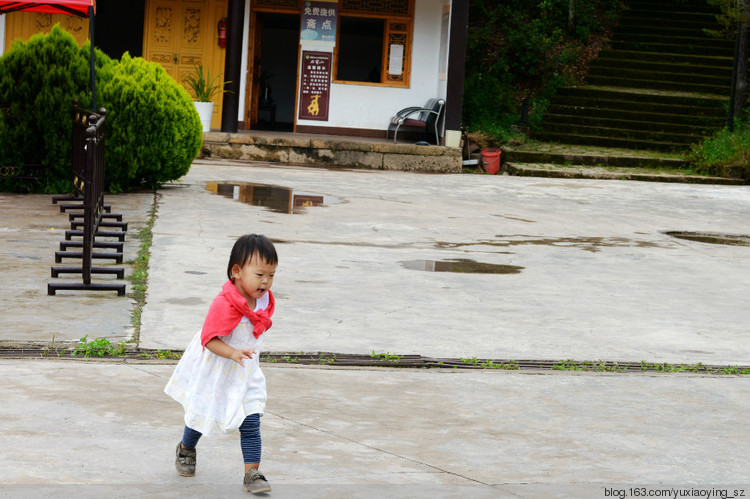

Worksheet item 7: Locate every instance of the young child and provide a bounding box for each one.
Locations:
[165,234,278,494]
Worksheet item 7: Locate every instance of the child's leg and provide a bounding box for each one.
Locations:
[182,425,202,449]
[239,413,261,472]
[175,426,201,477]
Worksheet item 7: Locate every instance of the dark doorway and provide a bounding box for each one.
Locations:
[95,0,145,59]
[255,13,299,131]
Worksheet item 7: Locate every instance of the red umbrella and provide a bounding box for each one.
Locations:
[0,1,98,108]
[0,1,93,16]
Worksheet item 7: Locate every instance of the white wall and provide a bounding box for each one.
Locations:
[238,0,250,120]
[296,0,446,132]
[0,15,6,56]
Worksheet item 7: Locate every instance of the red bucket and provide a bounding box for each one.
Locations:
[481,148,502,174]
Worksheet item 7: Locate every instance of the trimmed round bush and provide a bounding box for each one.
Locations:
[100,54,202,192]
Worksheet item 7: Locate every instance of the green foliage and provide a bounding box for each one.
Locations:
[183,63,230,102]
[0,26,91,192]
[370,351,403,363]
[72,335,127,357]
[0,26,201,194]
[687,115,750,179]
[459,357,520,370]
[100,54,202,191]
[705,0,750,38]
[463,0,624,140]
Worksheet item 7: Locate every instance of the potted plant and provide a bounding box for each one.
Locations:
[183,63,230,132]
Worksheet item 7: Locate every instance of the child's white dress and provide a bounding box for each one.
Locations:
[164,292,269,436]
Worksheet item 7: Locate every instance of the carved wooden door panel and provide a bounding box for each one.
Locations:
[144,0,224,129]
[4,11,89,47]
[144,0,206,81]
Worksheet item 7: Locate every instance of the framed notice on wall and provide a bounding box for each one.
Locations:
[299,51,332,121]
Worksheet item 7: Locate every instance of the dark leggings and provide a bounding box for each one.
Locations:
[182,413,261,464]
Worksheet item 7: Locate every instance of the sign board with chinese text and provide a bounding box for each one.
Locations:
[298,51,331,121]
[300,0,337,46]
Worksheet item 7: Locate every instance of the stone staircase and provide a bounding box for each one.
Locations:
[527,0,734,157]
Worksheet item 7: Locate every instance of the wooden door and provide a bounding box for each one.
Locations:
[4,11,89,47]
[245,11,262,130]
[143,0,227,130]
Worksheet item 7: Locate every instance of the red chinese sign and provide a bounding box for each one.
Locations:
[298,51,331,121]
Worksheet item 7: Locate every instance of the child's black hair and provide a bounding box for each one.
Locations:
[227,234,278,280]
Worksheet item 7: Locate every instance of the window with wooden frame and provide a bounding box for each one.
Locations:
[334,0,413,87]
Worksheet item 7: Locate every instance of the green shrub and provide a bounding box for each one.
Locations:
[687,116,750,179]
[0,26,91,192]
[0,26,201,193]
[100,54,202,192]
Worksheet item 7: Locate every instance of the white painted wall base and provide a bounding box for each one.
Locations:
[444,129,461,148]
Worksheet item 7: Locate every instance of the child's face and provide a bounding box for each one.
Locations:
[231,254,277,305]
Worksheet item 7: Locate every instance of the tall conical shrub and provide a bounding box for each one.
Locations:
[0,26,90,192]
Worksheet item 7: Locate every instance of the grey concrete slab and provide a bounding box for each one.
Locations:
[0,360,747,498]
[140,161,750,366]
[0,192,153,344]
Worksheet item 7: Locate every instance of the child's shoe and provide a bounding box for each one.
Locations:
[243,469,271,494]
[175,443,196,477]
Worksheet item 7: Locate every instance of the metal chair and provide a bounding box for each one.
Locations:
[386,98,445,145]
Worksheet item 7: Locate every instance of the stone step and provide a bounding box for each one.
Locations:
[530,131,688,152]
[584,74,729,95]
[543,113,716,135]
[618,16,718,31]
[545,104,725,127]
[503,163,744,184]
[587,65,731,87]
[200,132,462,172]
[620,9,717,23]
[597,49,732,67]
[502,147,687,169]
[590,58,732,78]
[612,33,734,51]
[540,123,702,144]
[552,96,726,117]
[628,0,718,14]
[554,86,727,108]
[609,40,733,57]
[615,24,719,38]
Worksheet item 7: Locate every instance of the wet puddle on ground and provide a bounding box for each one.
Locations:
[437,236,662,253]
[401,259,524,274]
[206,182,339,214]
[665,231,750,246]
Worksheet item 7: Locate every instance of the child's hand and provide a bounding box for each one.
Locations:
[230,348,256,367]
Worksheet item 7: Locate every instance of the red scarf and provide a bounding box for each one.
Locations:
[200,280,275,348]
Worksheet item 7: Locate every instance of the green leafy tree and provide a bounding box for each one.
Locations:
[707,0,749,117]
[462,0,623,138]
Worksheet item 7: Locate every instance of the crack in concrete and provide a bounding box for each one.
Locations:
[265,409,494,488]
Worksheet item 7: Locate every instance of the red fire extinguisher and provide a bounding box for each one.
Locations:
[218,18,227,48]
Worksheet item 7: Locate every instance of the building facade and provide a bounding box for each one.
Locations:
[1,0,467,146]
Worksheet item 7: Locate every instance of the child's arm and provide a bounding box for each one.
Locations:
[205,338,256,367]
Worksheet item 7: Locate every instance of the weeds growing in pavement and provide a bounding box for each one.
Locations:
[370,351,403,363]
[72,335,127,358]
[128,198,156,343]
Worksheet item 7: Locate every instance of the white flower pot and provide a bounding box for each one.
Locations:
[193,101,214,132]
